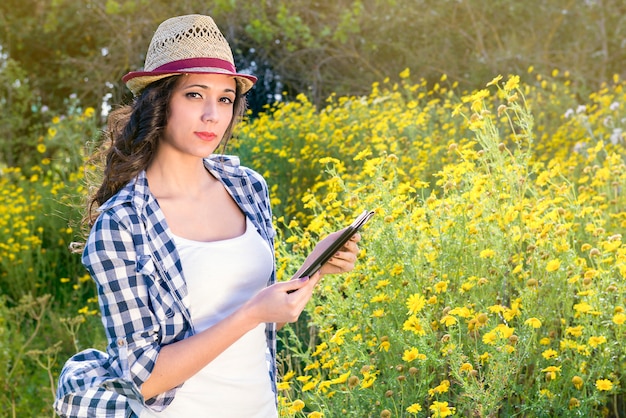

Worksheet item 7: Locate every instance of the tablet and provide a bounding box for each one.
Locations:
[292,209,375,279]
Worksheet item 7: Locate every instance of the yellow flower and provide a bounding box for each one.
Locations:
[329,371,351,385]
[403,315,426,335]
[574,302,592,314]
[596,379,613,391]
[428,380,450,397]
[546,259,561,272]
[329,328,348,345]
[440,315,457,327]
[378,340,390,352]
[572,375,584,390]
[541,365,562,380]
[566,325,584,337]
[504,75,520,92]
[375,279,391,289]
[459,362,474,373]
[360,374,376,389]
[482,330,497,345]
[312,342,328,356]
[371,293,390,303]
[406,293,426,314]
[399,68,410,79]
[83,107,95,118]
[588,336,606,348]
[406,403,422,414]
[434,281,448,293]
[613,313,626,325]
[37,143,46,153]
[308,412,323,418]
[276,381,291,391]
[429,401,456,418]
[479,248,495,259]
[402,347,427,362]
[524,317,542,329]
[542,349,558,360]
[302,379,318,392]
[289,399,305,412]
[486,74,503,87]
[371,308,385,318]
[390,264,404,276]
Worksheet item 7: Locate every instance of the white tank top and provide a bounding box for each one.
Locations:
[140,217,277,417]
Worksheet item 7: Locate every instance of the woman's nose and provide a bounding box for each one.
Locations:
[202,102,217,122]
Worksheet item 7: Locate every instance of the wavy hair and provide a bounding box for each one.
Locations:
[85,75,247,226]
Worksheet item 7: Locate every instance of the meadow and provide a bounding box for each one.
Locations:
[0,70,624,417]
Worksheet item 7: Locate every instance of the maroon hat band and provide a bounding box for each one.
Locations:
[154,57,236,73]
[122,57,257,84]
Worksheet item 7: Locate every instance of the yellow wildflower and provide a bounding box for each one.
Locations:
[406,293,426,314]
[596,379,613,391]
[428,380,450,397]
[402,347,427,362]
[572,375,584,390]
[479,248,495,258]
[289,399,305,412]
[588,336,607,348]
[613,313,626,325]
[403,315,426,335]
[434,281,448,293]
[459,362,474,373]
[406,403,422,414]
[574,302,592,314]
[504,75,520,92]
[542,349,558,360]
[429,401,456,418]
[546,259,561,272]
[524,317,542,329]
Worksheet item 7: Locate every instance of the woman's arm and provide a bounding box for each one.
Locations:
[141,272,321,399]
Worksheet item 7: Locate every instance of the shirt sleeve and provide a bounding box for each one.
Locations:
[82,207,179,411]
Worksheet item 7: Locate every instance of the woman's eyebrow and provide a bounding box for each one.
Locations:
[182,83,236,94]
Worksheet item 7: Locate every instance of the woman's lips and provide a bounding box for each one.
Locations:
[195,131,217,141]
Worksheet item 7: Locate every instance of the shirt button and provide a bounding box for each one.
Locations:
[117,339,125,347]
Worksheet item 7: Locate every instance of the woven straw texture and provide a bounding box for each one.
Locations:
[145,15,234,71]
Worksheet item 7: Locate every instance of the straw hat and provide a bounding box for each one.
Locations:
[122,15,257,95]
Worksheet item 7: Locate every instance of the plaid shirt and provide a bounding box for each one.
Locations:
[54,155,277,418]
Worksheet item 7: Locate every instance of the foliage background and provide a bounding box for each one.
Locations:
[0,0,625,417]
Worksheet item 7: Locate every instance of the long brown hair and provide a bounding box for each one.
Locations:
[85,75,247,226]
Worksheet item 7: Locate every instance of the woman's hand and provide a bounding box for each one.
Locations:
[319,232,361,276]
[243,233,360,328]
[242,271,323,325]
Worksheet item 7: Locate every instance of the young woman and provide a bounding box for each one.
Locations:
[54,14,360,417]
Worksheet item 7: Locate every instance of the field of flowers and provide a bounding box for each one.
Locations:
[234,71,626,417]
[0,70,624,417]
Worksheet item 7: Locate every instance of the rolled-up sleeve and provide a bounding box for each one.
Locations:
[82,208,178,410]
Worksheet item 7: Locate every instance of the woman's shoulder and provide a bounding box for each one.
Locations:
[204,155,267,186]
[90,172,154,232]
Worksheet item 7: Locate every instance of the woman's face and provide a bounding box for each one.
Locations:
[161,73,237,159]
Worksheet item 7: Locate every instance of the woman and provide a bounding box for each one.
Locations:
[54,14,359,417]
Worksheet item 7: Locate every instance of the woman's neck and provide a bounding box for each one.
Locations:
[146,155,215,200]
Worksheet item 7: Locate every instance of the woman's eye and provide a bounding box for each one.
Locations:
[186,92,202,99]
[220,96,234,104]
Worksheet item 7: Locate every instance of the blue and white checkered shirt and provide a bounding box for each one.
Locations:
[54,155,277,418]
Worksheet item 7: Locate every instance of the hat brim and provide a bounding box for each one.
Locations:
[123,68,257,96]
